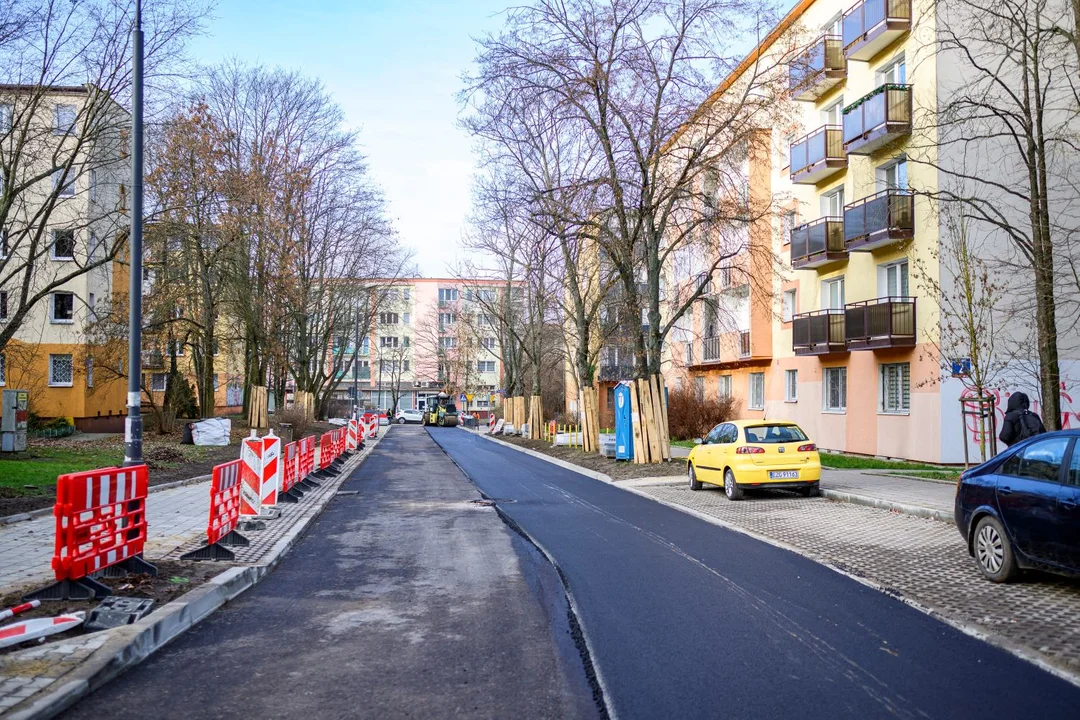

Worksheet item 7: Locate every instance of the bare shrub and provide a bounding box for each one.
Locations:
[274,408,312,440]
[666,388,738,441]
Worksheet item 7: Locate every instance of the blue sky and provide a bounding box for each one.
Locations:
[188,0,511,276]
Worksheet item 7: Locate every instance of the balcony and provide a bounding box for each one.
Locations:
[699,331,752,365]
[141,351,164,370]
[702,336,721,362]
[790,126,846,185]
[843,189,914,251]
[792,310,847,355]
[738,331,751,359]
[845,297,916,350]
[790,34,846,101]
[790,217,847,269]
[842,0,912,61]
[842,84,911,155]
[598,364,635,382]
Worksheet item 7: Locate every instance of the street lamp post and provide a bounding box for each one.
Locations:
[353,301,360,419]
[124,0,144,466]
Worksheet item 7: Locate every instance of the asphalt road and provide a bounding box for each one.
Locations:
[428,428,1080,720]
[60,426,598,719]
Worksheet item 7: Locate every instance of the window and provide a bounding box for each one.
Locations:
[51,292,74,323]
[744,424,808,443]
[380,336,399,348]
[438,288,459,302]
[478,360,496,373]
[167,339,184,356]
[403,288,410,301]
[781,133,794,168]
[785,369,798,402]
[1067,443,1080,486]
[781,211,796,245]
[1001,437,1070,482]
[749,372,765,410]
[213,374,220,391]
[402,337,410,348]
[782,289,797,323]
[360,337,369,354]
[822,97,844,125]
[877,158,908,191]
[879,363,910,414]
[718,375,732,399]
[89,231,102,261]
[877,54,906,84]
[0,290,7,320]
[820,186,845,217]
[212,340,220,356]
[88,169,97,203]
[53,170,75,197]
[402,312,410,324]
[879,260,909,297]
[86,357,93,388]
[0,103,11,133]
[0,354,5,386]
[379,312,399,325]
[481,337,496,350]
[403,359,410,372]
[675,377,683,391]
[719,266,732,289]
[479,288,497,301]
[52,229,75,259]
[49,354,73,386]
[824,367,847,412]
[439,312,457,326]
[151,373,167,392]
[440,337,456,349]
[693,376,704,400]
[822,277,845,309]
[54,104,76,135]
[823,12,842,36]
[685,342,693,365]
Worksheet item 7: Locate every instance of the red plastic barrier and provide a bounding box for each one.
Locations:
[320,432,335,469]
[299,435,315,479]
[206,459,243,545]
[336,428,346,456]
[52,465,150,581]
[281,442,298,494]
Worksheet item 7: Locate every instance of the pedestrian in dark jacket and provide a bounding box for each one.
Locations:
[998,392,1046,447]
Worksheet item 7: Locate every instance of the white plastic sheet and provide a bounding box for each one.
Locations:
[191,417,231,446]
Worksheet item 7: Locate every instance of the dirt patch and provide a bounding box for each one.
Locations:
[493,435,686,480]
[0,560,233,655]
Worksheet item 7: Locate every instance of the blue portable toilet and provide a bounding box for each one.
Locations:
[614,382,634,461]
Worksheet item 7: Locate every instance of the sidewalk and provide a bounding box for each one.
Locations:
[820,470,955,522]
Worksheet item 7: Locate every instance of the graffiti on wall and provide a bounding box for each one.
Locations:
[960,382,1078,444]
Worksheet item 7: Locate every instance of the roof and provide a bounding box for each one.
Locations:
[664,0,816,151]
[0,83,89,95]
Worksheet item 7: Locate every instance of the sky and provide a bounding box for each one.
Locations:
[187,0,511,277]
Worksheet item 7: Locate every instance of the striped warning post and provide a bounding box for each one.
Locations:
[347,419,359,451]
[240,430,281,517]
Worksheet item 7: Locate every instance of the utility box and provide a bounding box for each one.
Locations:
[1,389,29,452]
[614,383,633,461]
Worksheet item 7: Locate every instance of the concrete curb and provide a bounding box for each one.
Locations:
[1,474,214,527]
[820,488,954,523]
[3,431,384,720]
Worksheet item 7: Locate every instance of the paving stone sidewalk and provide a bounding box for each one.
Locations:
[819,469,955,518]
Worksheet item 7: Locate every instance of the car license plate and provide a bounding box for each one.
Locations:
[769,471,799,480]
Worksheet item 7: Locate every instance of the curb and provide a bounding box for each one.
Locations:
[820,488,953,523]
[3,431,384,720]
[1,474,214,528]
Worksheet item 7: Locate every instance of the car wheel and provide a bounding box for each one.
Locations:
[799,483,820,498]
[397,417,405,424]
[724,468,743,501]
[688,464,703,491]
[974,516,1019,583]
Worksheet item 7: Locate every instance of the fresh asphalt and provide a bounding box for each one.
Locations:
[60,426,598,719]
[428,427,1080,720]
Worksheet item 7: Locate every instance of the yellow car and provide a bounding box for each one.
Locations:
[686,419,821,500]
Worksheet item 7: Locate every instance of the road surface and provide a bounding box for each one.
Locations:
[428,427,1080,719]
[61,426,597,719]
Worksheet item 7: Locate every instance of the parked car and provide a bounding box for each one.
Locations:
[686,420,821,500]
[395,409,423,424]
[955,430,1080,583]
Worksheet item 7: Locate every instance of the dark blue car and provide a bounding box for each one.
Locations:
[955,430,1080,582]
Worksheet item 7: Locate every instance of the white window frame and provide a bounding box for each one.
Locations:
[822,97,844,126]
[50,292,75,324]
[718,375,732,399]
[785,369,798,403]
[51,229,75,260]
[440,337,456,349]
[85,356,93,388]
[822,277,845,310]
[878,259,910,298]
[823,366,847,413]
[876,157,908,192]
[749,372,765,410]
[48,353,74,387]
[820,186,845,217]
[879,362,911,414]
[380,336,399,349]
[54,104,76,135]
[478,360,496,373]
[151,372,167,392]
[876,53,906,85]
[782,289,797,323]
[53,170,75,198]
[402,312,410,324]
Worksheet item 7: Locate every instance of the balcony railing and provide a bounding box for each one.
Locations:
[739,331,751,358]
[845,296,916,350]
[790,217,847,269]
[843,189,914,251]
[598,363,635,382]
[842,84,911,155]
[790,35,846,101]
[702,336,721,362]
[792,309,847,355]
[842,0,912,61]
[141,351,164,370]
[790,126,846,185]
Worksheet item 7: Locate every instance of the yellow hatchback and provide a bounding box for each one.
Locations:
[686,419,822,500]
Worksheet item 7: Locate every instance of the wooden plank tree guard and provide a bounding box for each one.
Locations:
[248,386,269,429]
[628,374,670,463]
[528,395,543,439]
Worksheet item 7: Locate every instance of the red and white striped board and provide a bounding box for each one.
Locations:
[206,459,243,545]
[347,419,359,451]
[239,430,281,516]
[0,613,85,649]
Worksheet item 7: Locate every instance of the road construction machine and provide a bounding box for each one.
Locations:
[421,392,459,427]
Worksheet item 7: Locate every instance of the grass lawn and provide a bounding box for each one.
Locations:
[670,439,700,448]
[896,470,961,482]
[818,453,946,472]
[0,447,125,492]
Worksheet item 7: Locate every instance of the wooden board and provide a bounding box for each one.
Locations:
[655,374,671,461]
[646,375,663,462]
[248,385,269,429]
[629,380,644,464]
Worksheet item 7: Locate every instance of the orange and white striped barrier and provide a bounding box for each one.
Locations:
[181,459,251,560]
[240,430,281,517]
[278,441,302,503]
[347,419,360,451]
[0,612,85,649]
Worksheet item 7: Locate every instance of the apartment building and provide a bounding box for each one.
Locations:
[662,0,1080,463]
[0,85,129,429]
[333,278,506,416]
